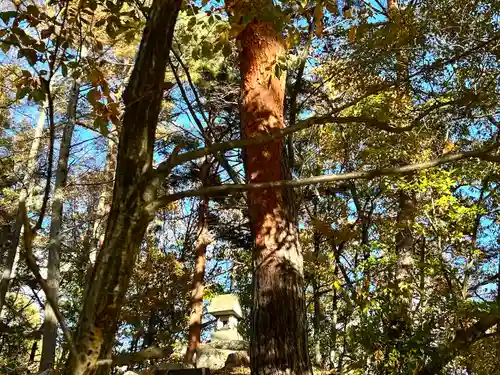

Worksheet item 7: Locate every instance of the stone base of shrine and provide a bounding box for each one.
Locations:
[196,341,249,370]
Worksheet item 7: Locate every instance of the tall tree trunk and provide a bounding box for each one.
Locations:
[395,191,415,286]
[63,1,181,374]
[83,126,117,290]
[497,250,500,331]
[329,280,338,369]
[39,83,79,371]
[312,201,322,367]
[237,14,311,375]
[0,101,47,314]
[184,192,210,364]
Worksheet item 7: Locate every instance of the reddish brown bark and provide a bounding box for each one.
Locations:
[238,19,311,375]
[184,194,210,364]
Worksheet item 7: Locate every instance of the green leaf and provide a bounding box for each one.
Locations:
[105,23,116,38]
[33,42,45,52]
[181,33,191,44]
[16,86,30,100]
[191,47,200,61]
[188,16,197,29]
[0,11,17,24]
[26,5,40,18]
[95,18,106,27]
[201,42,211,58]
[60,62,68,78]
[274,64,282,78]
[18,48,37,65]
[31,89,45,102]
[1,42,10,53]
[213,40,223,53]
[87,0,98,11]
[222,42,232,57]
[40,26,54,39]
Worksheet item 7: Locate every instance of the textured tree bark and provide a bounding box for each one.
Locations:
[395,190,416,285]
[89,127,117,262]
[82,124,117,295]
[312,202,322,367]
[389,0,415,333]
[0,101,47,314]
[329,279,338,369]
[184,193,210,364]
[39,82,79,371]
[238,17,311,375]
[63,1,182,374]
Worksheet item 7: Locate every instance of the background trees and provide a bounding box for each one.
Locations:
[0,0,499,374]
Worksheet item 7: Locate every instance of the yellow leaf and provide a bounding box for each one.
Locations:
[443,141,456,153]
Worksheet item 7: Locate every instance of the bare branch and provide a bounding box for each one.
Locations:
[168,56,241,184]
[149,146,499,212]
[156,114,414,176]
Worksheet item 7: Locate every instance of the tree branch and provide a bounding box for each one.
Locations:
[20,203,78,359]
[96,345,173,367]
[168,56,241,184]
[156,114,417,176]
[33,95,53,233]
[287,12,315,169]
[149,145,499,212]
[417,314,499,375]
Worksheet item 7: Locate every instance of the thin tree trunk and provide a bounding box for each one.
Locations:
[395,191,415,285]
[0,101,47,314]
[237,13,311,375]
[312,201,322,367]
[184,191,210,364]
[336,327,346,375]
[63,1,181,374]
[83,126,117,290]
[497,250,500,331]
[389,0,414,337]
[287,17,314,171]
[143,313,158,349]
[330,282,338,370]
[39,83,79,371]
